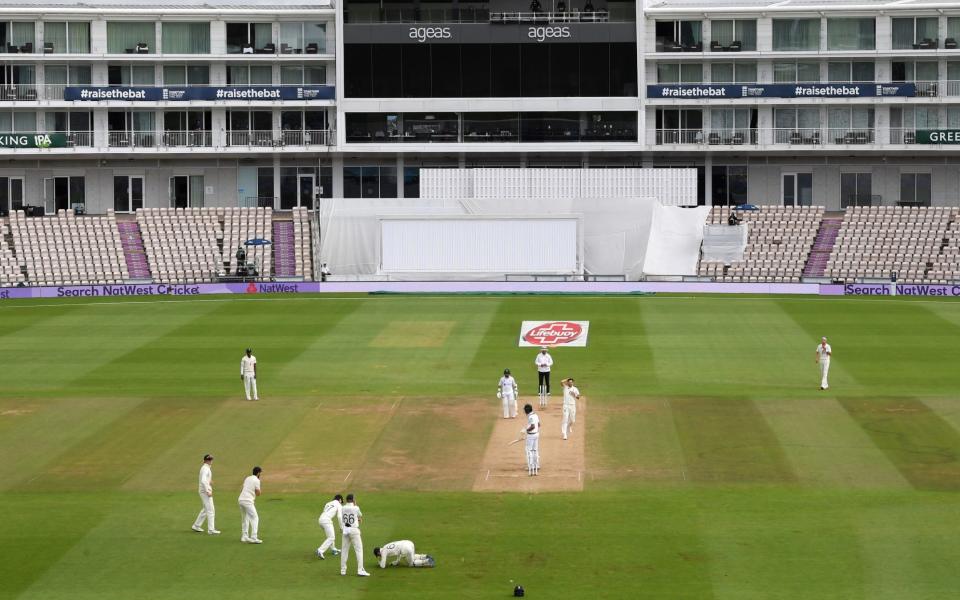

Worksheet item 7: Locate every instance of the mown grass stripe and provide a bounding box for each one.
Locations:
[839,397,960,491]
[757,397,911,489]
[670,397,797,484]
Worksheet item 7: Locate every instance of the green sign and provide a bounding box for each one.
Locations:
[0,133,68,148]
[916,130,960,144]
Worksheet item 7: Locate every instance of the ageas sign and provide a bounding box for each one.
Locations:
[518,320,590,347]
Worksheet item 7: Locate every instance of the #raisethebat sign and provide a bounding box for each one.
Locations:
[518,321,590,347]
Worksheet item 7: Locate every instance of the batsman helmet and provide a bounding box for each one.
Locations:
[503,368,511,375]
[513,585,525,597]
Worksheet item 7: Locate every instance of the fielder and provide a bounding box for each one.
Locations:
[340,494,370,577]
[316,494,343,559]
[561,378,580,441]
[816,336,832,390]
[238,466,262,543]
[191,454,220,535]
[374,540,435,568]
[535,347,553,408]
[523,403,540,476]
[241,348,259,401]
[498,368,519,419]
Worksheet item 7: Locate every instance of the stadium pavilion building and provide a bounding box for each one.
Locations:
[2,0,960,212]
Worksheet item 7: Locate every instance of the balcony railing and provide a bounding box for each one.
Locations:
[162,130,213,147]
[650,127,878,146]
[108,131,159,148]
[889,128,918,145]
[652,128,757,145]
[227,129,333,147]
[344,7,630,23]
[0,84,39,101]
[772,128,822,145]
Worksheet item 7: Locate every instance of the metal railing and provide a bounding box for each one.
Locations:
[772,128,822,145]
[162,130,213,147]
[108,131,157,148]
[226,129,332,147]
[651,128,757,145]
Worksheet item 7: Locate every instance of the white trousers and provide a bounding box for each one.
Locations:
[341,528,364,574]
[561,404,576,439]
[502,393,517,418]
[192,492,215,531]
[525,434,540,473]
[239,500,259,539]
[318,519,338,554]
[820,359,830,389]
[243,374,259,400]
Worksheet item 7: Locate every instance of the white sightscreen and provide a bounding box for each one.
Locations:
[380,217,579,274]
[642,205,711,276]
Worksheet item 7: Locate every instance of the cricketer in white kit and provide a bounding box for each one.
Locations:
[316,494,343,559]
[240,348,259,401]
[374,540,435,568]
[816,337,832,390]
[523,403,540,476]
[498,368,519,419]
[561,378,580,441]
[191,454,220,534]
[238,466,262,543]
[340,494,370,576]
[535,347,553,408]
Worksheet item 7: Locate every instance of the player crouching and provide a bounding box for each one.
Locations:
[374,540,435,568]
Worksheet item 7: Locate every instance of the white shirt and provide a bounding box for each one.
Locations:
[816,343,832,362]
[527,412,541,436]
[198,463,212,495]
[563,385,580,408]
[378,540,415,568]
[341,503,362,531]
[535,352,553,373]
[238,475,260,503]
[241,354,257,376]
[319,499,342,524]
[499,375,517,396]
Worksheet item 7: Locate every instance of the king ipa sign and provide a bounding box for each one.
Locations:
[0,133,68,148]
[518,320,590,347]
[916,130,960,144]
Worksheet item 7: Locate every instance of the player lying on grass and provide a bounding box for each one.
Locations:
[374,541,435,568]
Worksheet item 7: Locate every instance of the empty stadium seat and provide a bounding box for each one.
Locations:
[825,206,959,284]
[697,206,824,283]
[9,211,128,285]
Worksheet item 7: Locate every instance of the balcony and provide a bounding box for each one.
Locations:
[227,129,333,147]
[649,127,879,147]
[344,7,630,24]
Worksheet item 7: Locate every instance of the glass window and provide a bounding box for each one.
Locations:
[279,23,303,53]
[827,18,875,50]
[280,65,303,85]
[901,173,932,206]
[828,62,874,82]
[4,22,35,50]
[657,63,679,83]
[107,22,154,54]
[774,61,820,83]
[680,63,703,83]
[712,166,748,206]
[44,22,90,54]
[226,22,272,54]
[711,63,733,83]
[772,19,820,51]
[13,111,35,132]
[841,173,872,208]
[343,166,396,198]
[655,20,702,51]
[949,18,960,43]
[162,22,210,54]
[893,17,939,49]
[710,19,757,51]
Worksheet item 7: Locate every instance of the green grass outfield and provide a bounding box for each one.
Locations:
[2,293,960,599]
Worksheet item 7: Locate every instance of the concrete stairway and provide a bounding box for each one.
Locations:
[272,220,296,277]
[116,221,152,279]
[802,213,844,278]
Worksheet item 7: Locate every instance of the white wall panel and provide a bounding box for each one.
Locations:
[380,217,579,274]
[419,168,698,206]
